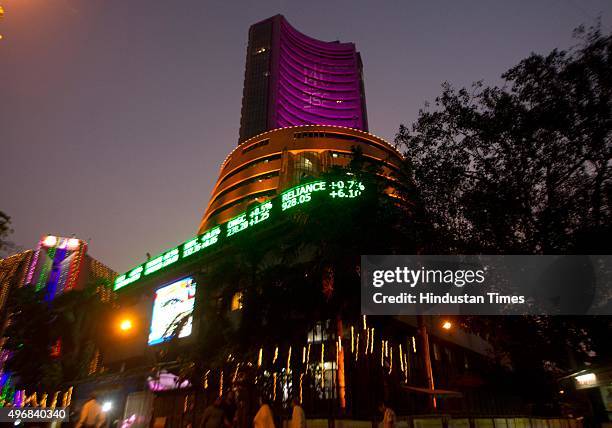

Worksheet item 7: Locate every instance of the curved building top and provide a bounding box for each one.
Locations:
[238,15,368,143]
[198,125,402,233]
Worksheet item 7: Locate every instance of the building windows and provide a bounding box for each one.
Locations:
[207,189,276,219]
[219,154,281,186]
[307,321,331,344]
[294,153,317,182]
[212,171,280,205]
[231,292,243,311]
[242,139,270,154]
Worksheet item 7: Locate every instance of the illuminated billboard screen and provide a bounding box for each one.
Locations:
[148,277,196,346]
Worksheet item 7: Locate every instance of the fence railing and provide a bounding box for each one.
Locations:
[279,416,583,428]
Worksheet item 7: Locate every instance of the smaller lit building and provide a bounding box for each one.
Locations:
[0,235,115,301]
[0,234,116,328]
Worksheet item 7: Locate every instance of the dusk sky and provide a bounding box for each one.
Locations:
[2,0,611,273]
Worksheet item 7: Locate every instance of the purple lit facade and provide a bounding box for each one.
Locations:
[238,15,368,142]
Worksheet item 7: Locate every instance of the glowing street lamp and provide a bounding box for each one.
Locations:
[119,318,133,332]
[442,321,452,330]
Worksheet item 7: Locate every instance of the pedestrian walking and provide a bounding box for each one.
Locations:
[378,402,396,428]
[289,398,306,428]
[75,394,105,428]
[200,397,226,428]
[253,397,275,428]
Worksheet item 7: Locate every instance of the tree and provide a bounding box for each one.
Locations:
[396,25,611,254]
[3,279,114,391]
[395,24,612,410]
[0,211,13,257]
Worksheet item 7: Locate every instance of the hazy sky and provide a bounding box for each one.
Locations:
[2,0,611,272]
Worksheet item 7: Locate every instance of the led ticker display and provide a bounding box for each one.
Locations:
[281,181,326,211]
[281,179,365,210]
[329,180,365,199]
[113,177,366,291]
[227,213,249,237]
[148,277,196,346]
[227,200,273,237]
[144,248,179,275]
[248,201,273,226]
[183,226,221,258]
[115,266,144,290]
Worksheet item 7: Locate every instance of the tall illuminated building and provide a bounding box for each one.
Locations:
[239,15,368,143]
[0,235,115,305]
[199,15,400,232]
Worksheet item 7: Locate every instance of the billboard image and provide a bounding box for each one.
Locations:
[148,277,196,346]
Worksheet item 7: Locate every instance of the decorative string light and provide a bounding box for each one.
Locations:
[365,328,370,353]
[362,315,367,330]
[258,348,263,368]
[399,344,404,373]
[299,373,304,404]
[203,370,210,389]
[355,333,359,361]
[350,326,354,353]
[233,363,240,383]
[370,328,375,354]
[302,346,306,364]
[37,246,56,291]
[25,245,41,284]
[286,346,292,373]
[61,387,72,407]
[412,336,417,353]
[320,343,325,389]
[24,392,37,407]
[273,346,279,364]
[220,125,402,171]
[306,343,311,367]
[273,373,277,401]
[50,392,59,409]
[389,346,393,374]
[65,242,85,291]
[219,370,223,397]
[381,341,384,367]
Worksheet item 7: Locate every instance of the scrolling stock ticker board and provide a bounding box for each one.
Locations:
[114,178,366,291]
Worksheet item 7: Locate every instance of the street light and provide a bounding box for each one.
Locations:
[442,321,452,330]
[119,318,133,332]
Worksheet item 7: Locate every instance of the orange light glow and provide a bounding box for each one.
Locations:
[43,235,57,247]
[442,321,452,330]
[119,319,133,331]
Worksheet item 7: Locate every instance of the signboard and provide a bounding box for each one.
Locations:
[114,178,366,291]
[148,277,196,346]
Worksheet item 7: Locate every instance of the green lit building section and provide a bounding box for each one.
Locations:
[329,180,365,199]
[281,179,365,211]
[144,248,180,275]
[115,265,144,290]
[113,177,366,291]
[248,201,273,226]
[227,200,273,237]
[281,181,326,211]
[183,226,221,258]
